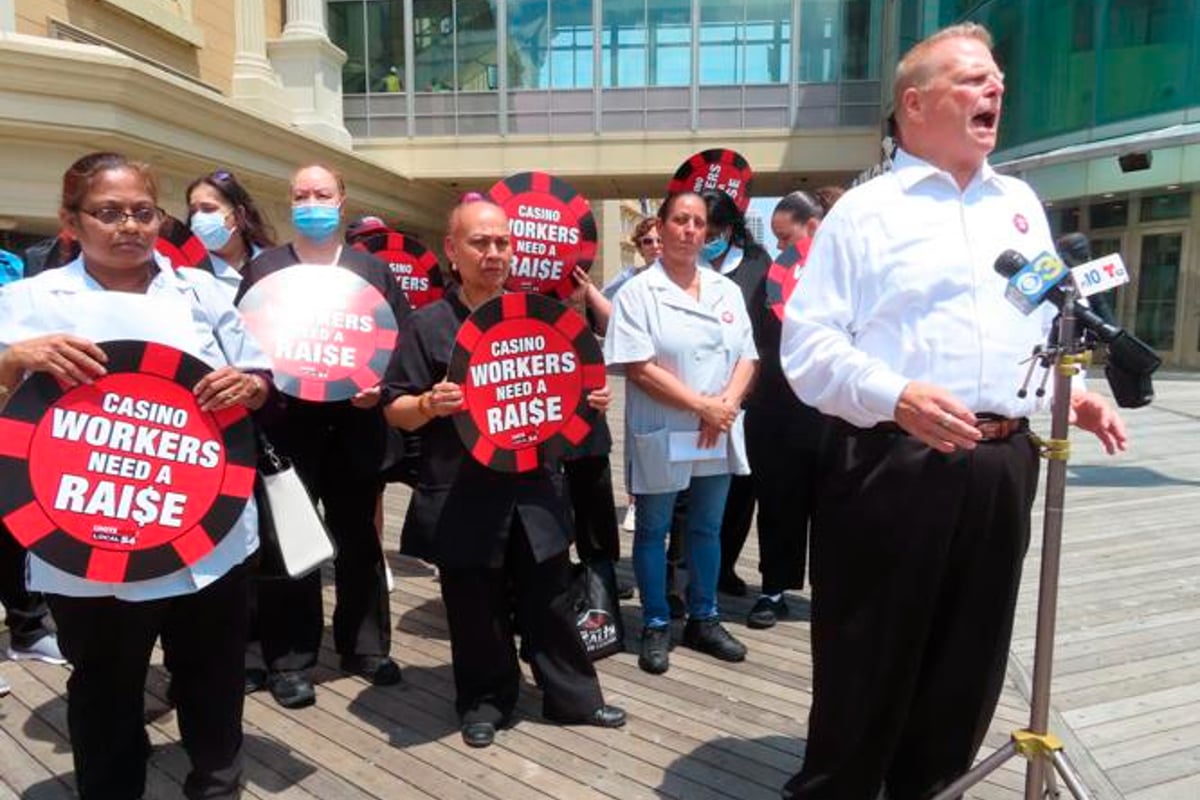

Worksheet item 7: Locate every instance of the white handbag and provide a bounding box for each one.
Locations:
[255,436,337,579]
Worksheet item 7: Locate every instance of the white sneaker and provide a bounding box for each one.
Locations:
[7,634,67,665]
[622,504,637,532]
[0,674,10,697]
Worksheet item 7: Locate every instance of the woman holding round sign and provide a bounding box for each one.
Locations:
[729,187,843,631]
[0,152,271,800]
[234,164,411,709]
[383,197,625,749]
[605,191,758,675]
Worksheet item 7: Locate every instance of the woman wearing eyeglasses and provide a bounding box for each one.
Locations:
[0,152,271,800]
[601,216,662,303]
[186,170,277,300]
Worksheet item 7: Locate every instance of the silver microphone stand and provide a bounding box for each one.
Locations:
[932,285,1093,800]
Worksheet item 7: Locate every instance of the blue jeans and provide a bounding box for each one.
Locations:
[633,473,732,629]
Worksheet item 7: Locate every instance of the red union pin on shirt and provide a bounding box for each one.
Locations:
[487,172,598,298]
[0,341,256,583]
[448,293,606,473]
[237,264,398,402]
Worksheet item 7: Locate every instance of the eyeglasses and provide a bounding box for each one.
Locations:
[639,237,661,246]
[80,206,163,226]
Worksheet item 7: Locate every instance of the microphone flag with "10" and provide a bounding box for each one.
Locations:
[999,250,1069,315]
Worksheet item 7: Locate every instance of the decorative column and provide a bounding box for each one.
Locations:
[1,0,16,34]
[268,0,352,148]
[282,0,326,39]
[232,0,290,123]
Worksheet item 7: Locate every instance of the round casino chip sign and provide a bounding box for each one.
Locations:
[448,293,606,473]
[0,341,256,583]
[487,172,598,298]
[667,148,754,214]
[353,231,445,310]
[765,237,812,322]
[237,264,398,402]
[156,213,214,273]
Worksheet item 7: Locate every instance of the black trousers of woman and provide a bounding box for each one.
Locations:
[254,429,391,672]
[0,522,53,648]
[48,565,248,800]
[438,518,603,726]
[562,454,620,563]
[784,425,1038,800]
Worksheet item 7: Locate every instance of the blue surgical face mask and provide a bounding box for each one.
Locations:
[190,211,234,251]
[292,203,341,243]
[701,231,731,264]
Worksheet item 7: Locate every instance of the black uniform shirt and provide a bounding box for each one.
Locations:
[382,286,572,569]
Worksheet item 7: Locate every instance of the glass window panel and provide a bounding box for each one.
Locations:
[1089,199,1128,228]
[457,0,499,91]
[549,2,594,89]
[1098,0,1191,125]
[413,0,456,91]
[840,0,880,80]
[797,1,839,82]
[1047,206,1082,236]
[648,0,691,87]
[700,0,743,85]
[366,1,406,94]
[1140,192,1192,223]
[602,0,647,88]
[1134,233,1182,350]
[507,1,548,89]
[743,0,791,84]
[329,1,368,94]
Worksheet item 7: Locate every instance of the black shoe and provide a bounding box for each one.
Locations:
[461,721,495,748]
[617,578,636,601]
[747,595,789,630]
[638,625,671,674]
[245,667,268,694]
[717,570,748,597]
[682,618,747,662]
[267,671,316,709]
[340,655,403,686]
[667,593,687,620]
[547,704,627,728]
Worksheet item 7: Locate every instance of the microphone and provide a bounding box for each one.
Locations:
[995,249,1160,408]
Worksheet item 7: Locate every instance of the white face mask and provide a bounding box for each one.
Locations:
[190,210,234,251]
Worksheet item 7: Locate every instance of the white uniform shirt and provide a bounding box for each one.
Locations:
[605,262,758,494]
[0,254,269,601]
[207,245,262,303]
[780,149,1060,428]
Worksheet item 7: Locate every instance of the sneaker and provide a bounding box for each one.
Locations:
[747,595,789,630]
[0,674,10,697]
[340,655,402,686]
[682,618,747,663]
[621,504,636,532]
[638,625,671,674]
[7,634,67,665]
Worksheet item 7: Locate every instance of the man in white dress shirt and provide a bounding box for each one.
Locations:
[779,24,1127,800]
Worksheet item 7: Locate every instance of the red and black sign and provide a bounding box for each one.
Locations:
[765,237,812,322]
[157,214,214,273]
[0,341,256,583]
[237,264,398,402]
[353,231,445,310]
[487,172,598,299]
[667,149,754,214]
[448,293,606,473]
